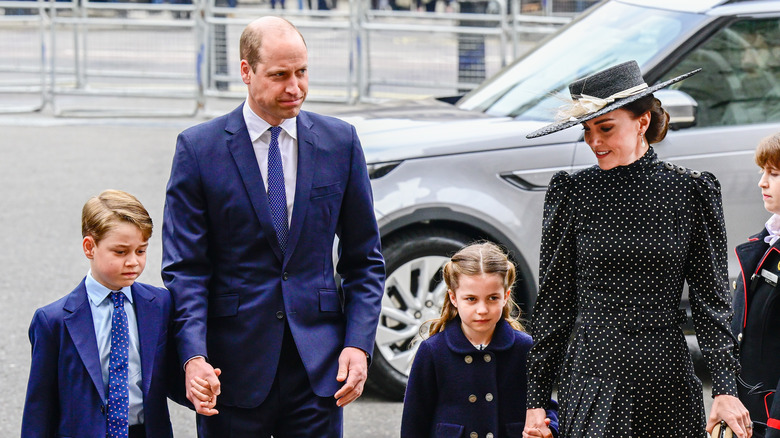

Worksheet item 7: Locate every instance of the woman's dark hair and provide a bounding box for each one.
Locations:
[623,94,670,144]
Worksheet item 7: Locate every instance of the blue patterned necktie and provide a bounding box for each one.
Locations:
[107,291,129,438]
[267,126,289,253]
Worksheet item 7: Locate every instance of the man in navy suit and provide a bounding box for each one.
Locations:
[162,16,385,437]
[22,190,174,438]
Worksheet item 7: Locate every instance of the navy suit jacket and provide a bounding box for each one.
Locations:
[21,280,174,438]
[162,105,385,407]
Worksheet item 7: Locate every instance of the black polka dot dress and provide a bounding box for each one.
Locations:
[526,147,740,437]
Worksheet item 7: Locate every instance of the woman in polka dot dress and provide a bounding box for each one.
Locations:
[522,61,752,438]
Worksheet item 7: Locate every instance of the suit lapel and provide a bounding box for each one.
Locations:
[286,111,318,261]
[225,105,285,263]
[63,280,106,404]
[132,285,162,397]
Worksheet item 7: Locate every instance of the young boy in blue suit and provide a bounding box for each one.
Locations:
[22,190,174,438]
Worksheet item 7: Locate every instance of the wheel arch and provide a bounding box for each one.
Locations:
[378,207,538,313]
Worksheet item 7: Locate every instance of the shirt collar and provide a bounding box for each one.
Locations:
[243,100,298,143]
[765,214,780,246]
[85,271,133,306]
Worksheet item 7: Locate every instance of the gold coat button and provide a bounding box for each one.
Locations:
[485,393,494,402]
[470,433,478,438]
[484,354,492,362]
[464,355,473,364]
[468,394,477,403]
[732,280,737,290]
[738,333,743,342]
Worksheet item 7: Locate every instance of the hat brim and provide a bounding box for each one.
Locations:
[525,68,701,139]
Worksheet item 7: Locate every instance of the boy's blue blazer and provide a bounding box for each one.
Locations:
[21,279,174,438]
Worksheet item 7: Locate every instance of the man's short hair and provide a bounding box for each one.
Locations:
[82,189,153,243]
[239,17,306,71]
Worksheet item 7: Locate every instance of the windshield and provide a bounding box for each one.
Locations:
[457,1,707,120]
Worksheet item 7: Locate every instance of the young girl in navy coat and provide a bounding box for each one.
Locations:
[401,242,558,438]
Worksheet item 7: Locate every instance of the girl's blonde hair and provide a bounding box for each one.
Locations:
[426,241,524,337]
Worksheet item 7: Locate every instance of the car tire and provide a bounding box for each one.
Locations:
[367,228,472,400]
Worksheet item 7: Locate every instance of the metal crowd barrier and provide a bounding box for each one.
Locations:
[47,0,202,116]
[0,0,582,116]
[0,0,47,113]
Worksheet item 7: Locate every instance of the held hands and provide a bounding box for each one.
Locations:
[523,408,555,438]
[185,357,222,416]
[334,347,368,407]
[707,394,752,438]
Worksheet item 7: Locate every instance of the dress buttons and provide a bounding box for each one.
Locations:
[282,272,289,281]
[276,311,285,320]
[664,161,675,170]
[483,354,491,362]
[470,432,478,438]
[485,393,494,402]
[738,333,743,342]
[468,394,477,403]
[691,170,701,178]
[676,166,687,174]
[464,355,473,364]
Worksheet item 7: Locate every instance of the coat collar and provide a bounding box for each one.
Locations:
[736,228,771,276]
[225,105,319,265]
[63,278,106,404]
[444,317,515,354]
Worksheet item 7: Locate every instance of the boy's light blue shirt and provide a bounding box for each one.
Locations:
[85,272,144,426]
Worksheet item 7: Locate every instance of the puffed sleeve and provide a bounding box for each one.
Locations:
[527,171,579,409]
[400,340,437,438]
[685,171,739,396]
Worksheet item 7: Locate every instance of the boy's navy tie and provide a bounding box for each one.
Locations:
[107,291,129,438]
[267,126,289,254]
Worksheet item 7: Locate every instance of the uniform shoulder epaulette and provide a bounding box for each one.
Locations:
[661,160,702,178]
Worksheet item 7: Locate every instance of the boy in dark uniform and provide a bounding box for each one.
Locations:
[734,132,780,438]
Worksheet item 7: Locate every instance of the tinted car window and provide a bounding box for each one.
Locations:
[661,17,780,127]
[458,1,705,120]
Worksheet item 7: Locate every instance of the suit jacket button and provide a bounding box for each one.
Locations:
[464,355,473,364]
[486,433,494,438]
[283,272,289,281]
[483,354,492,362]
[276,311,285,320]
[470,432,478,438]
[468,394,477,403]
[485,393,494,402]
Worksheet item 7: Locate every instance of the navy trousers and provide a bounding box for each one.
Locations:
[197,324,343,437]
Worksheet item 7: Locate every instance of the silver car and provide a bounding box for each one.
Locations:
[341,0,780,398]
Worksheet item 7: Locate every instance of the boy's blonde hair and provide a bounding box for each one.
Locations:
[82,190,153,243]
[427,241,524,337]
[756,132,780,170]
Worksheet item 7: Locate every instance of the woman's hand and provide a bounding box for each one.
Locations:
[523,408,554,438]
[707,394,752,438]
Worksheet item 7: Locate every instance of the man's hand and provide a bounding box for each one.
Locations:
[707,394,752,438]
[333,347,368,407]
[185,357,222,416]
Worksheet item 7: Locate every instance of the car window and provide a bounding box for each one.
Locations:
[660,17,780,128]
[457,1,704,120]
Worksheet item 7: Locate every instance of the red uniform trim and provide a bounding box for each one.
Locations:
[749,237,761,241]
[766,392,774,419]
[736,248,749,328]
[768,417,780,429]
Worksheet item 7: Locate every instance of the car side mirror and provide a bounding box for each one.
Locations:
[655,89,698,130]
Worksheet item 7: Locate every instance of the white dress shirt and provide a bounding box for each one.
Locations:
[243,100,298,226]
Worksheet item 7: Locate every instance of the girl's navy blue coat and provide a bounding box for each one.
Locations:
[401,318,558,438]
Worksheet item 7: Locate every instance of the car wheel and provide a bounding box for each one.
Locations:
[367,229,472,400]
